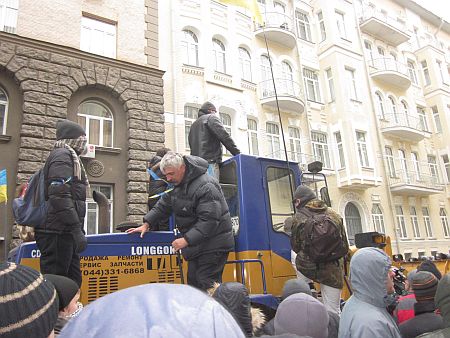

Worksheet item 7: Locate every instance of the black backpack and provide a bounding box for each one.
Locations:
[300,208,348,263]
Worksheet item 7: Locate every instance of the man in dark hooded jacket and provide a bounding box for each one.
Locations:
[188,101,240,179]
[127,152,234,290]
[289,185,349,315]
[35,120,89,287]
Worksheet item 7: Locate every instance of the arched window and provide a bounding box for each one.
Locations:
[239,47,252,81]
[440,208,450,237]
[345,202,362,244]
[220,112,232,155]
[401,100,409,125]
[266,122,281,159]
[375,92,385,119]
[364,40,373,62]
[0,87,8,135]
[281,61,294,95]
[77,101,113,147]
[260,55,271,81]
[388,96,397,122]
[288,126,301,161]
[371,204,385,233]
[212,38,226,73]
[247,118,259,155]
[181,30,199,66]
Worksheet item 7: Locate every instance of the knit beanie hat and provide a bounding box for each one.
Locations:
[281,279,312,300]
[56,120,86,140]
[293,185,316,208]
[44,274,79,311]
[412,271,438,302]
[406,269,418,284]
[200,101,216,114]
[0,262,58,338]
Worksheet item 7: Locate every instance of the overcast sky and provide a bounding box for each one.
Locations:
[413,0,450,23]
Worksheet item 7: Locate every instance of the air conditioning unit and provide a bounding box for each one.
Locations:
[81,144,96,158]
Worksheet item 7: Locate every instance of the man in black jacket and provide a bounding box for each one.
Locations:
[127,152,234,290]
[35,120,88,287]
[188,101,240,179]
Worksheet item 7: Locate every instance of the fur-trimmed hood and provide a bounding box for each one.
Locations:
[209,282,266,336]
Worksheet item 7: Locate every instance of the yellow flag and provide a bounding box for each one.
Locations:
[0,169,6,203]
[219,0,263,25]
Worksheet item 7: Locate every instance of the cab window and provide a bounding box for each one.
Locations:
[220,161,240,235]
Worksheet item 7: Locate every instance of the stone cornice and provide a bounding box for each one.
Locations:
[0,31,164,77]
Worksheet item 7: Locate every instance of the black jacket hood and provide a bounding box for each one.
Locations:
[182,155,208,185]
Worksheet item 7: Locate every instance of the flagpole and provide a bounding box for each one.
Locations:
[261,20,296,211]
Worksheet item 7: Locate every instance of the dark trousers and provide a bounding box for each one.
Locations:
[35,232,82,287]
[187,252,229,291]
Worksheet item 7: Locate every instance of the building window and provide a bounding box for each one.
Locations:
[427,155,440,184]
[184,105,198,149]
[281,61,294,95]
[371,204,385,233]
[395,205,408,239]
[266,122,281,159]
[364,40,374,62]
[335,11,347,39]
[432,106,442,133]
[356,131,369,167]
[311,131,330,168]
[181,30,199,66]
[417,106,429,132]
[247,119,259,156]
[385,146,396,178]
[317,11,326,41]
[84,184,113,234]
[303,68,321,102]
[212,38,226,73]
[220,112,232,155]
[0,0,17,33]
[260,55,272,96]
[345,202,362,245]
[440,208,450,237]
[345,67,358,101]
[410,206,421,238]
[335,131,345,169]
[239,47,252,81]
[375,92,385,119]
[442,154,450,183]
[326,68,335,102]
[421,60,431,86]
[0,86,8,135]
[399,149,408,179]
[377,46,385,56]
[436,60,445,84]
[295,11,312,41]
[411,152,421,181]
[288,127,302,162]
[388,96,398,123]
[77,101,113,147]
[422,207,433,238]
[80,16,116,58]
[390,52,397,61]
[407,60,418,85]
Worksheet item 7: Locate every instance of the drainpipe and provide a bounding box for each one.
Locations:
[169,0,179,152]
[351,3,401,254]
[93,190,110,234]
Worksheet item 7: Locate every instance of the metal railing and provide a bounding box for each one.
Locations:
[359,8,407,33]
[255,12,294,33]
[368,58,409,77]
[225,259,268,294]
[259,78,303,101]
[380,113,422,131]
[388,169,444,190]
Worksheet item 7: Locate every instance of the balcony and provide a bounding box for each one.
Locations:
[337,169,382,190]
[254,12,296,48]
[380,113,428,142]
[389,170,444,195]
[259,79,305,113]
[359,10,409,46]
[368,58,411,89]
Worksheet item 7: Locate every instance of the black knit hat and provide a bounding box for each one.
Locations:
[44,274,79,311]
[0,262,59,338]
[56,119,86,140]
[200,101,216,114]
[412,271,438,302]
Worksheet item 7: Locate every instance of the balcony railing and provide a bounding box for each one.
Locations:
[389,170,443,189]
[254,12,296,48]
[259,78,305,113]
[368,58,408,76]
[360,9,407,31]
[257,12,294,33]
[368,58,411,89]
[380,113,427,142]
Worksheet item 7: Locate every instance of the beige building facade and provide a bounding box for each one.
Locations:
[0,0,163,258]
[159,0,450,258]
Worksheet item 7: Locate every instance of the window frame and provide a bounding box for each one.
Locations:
[371,204,385,234]
[220,112,232,156]
[247,118,259,156]
[0,0,18,34]
[184,105,198,150]
[421,60,431,86]
[422,206,433,238]
[335,10,347,39]
[311,131,331,169]
[410,206,421,238]
[345,67,358,101]
[375,92,385,119]
[288,126,302,162]
[80,16,117,58]
[295,10,312,42]
[317,11,326,42]
[238,47,252,81]
[77,100,114,148]
[407,60,418,85]
[326,68,335,102]
[417,106,429,132]
[385,146,396,178]
[266,122,281,159]
[432,106,442,133]
[0,86,8,135]
[212,38,226,73]
[439,208,450,238]
[84,184,114,234]
[303,67,321,103]
[356,131,370,167]
[181,29,199,66]
[395,205,408,239]
[335,131,345,169]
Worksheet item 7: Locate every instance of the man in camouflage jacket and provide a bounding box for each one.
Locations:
[288,185,349,315]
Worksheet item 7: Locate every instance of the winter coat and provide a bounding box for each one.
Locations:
[394,293,416,324]
[290,199,349,289]
[41,147,86,233]
[59,284,246,338]
[147,156,169,231]
[417,273,450,338]
[399,301,444,338]
[188,110,240,164]
[144,155,234,260]
[338,248,401,338]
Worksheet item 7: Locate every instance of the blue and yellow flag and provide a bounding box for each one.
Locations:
[219,0,263,24]
[0,169,6,203]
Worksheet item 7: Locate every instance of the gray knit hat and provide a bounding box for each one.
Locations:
[0,262,59,338]
[412,271,438,302]
[200,101,216,114]
[56,120,85,140]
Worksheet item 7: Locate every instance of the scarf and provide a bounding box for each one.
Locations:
[54,136,89,188]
